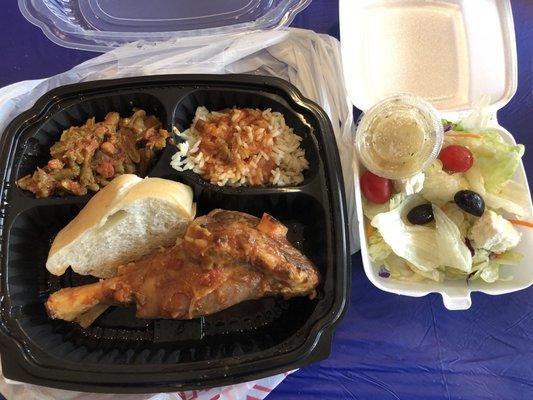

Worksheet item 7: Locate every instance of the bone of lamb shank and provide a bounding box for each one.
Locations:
[46,209,320,327]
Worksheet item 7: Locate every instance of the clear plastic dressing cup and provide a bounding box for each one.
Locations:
[355,94,443,180]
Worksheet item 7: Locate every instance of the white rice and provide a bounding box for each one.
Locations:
[170,107,309,187]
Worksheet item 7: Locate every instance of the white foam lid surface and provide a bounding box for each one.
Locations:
[340,0,517,113]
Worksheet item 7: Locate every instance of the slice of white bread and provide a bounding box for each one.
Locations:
[46,174,196,278]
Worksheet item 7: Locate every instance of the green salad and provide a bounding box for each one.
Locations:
[361,106,531,283]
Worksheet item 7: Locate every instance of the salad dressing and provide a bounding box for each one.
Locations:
[366,109,427,173]
[356,95,443,179]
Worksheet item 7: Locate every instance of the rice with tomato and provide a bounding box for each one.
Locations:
[170,107,309,187]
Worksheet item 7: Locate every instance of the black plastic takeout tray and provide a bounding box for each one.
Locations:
[0,74,349,393]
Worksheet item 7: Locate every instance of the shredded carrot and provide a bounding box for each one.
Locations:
[366,221,375,237]
[508,219,533,228]
[446,132,482,139]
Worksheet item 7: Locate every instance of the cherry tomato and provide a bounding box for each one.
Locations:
[438,145,474,172]
[361,171,392,204]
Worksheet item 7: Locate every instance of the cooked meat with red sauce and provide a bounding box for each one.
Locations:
[46,209,320,327]
[17,109,169,198]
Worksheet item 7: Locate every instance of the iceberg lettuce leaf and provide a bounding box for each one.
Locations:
[371,195,472,274]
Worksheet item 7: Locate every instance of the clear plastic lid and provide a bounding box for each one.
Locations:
[339,0,517,113]
[18,0,310,52]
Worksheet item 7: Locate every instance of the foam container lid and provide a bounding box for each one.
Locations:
[340,0,533,309]
[18,0,311,51]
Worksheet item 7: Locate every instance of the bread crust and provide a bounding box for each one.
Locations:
[46,174,195,277]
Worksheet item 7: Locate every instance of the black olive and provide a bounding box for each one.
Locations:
[407,203,434,225]
[454,190,485,217]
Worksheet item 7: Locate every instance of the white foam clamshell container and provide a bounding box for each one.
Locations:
[340,0,533,309]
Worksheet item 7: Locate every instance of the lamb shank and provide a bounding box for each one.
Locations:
[46,209,320,327]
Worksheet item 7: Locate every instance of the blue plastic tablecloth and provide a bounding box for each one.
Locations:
[1,1,532,399]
